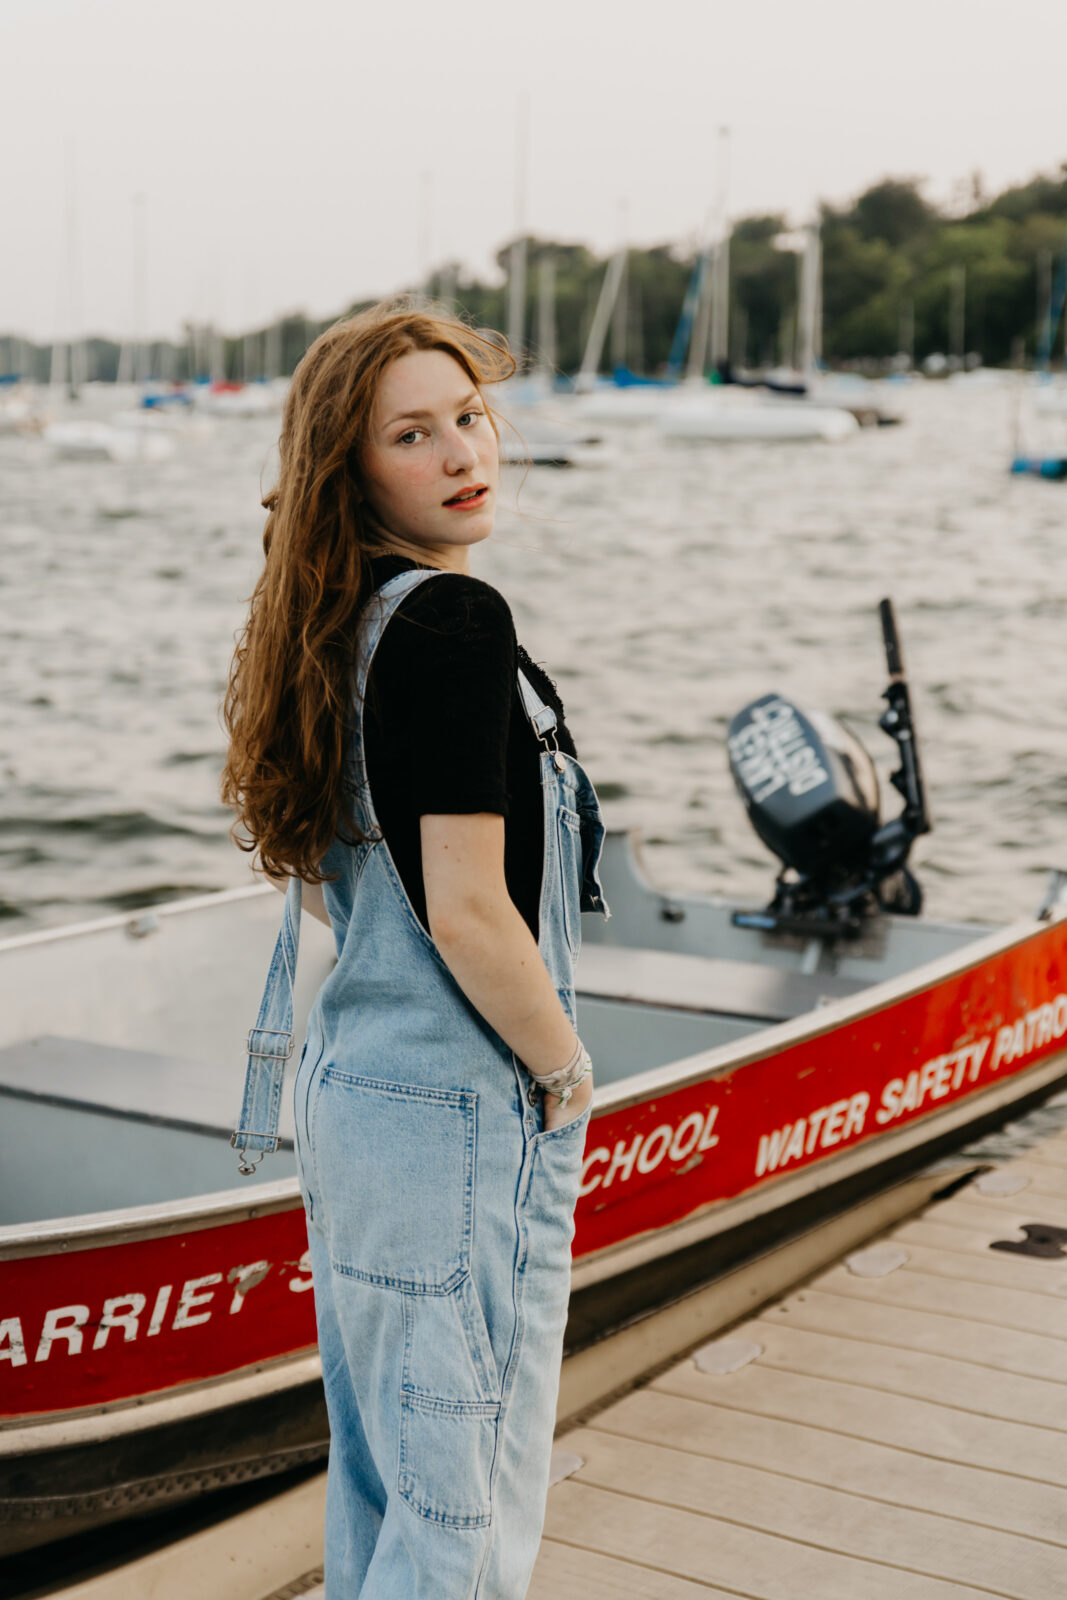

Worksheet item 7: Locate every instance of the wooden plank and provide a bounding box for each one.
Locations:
[652,1360,1067,1486]
[44,1474,327,1600]
[542,1479,995,1600]
[679,1319,1067,1429]
[529,1539,741,1599]
[893,1225,1067,1294]
[762,1288,1067,1384]
[1023,1149,1067,1175]
[593,1385,1067,1547]
[927,1195,1067,1235]
[557,1172,942,1428]
[948,1188,1067,1227]
[1023,1136,1067,1168]
[815,1262,1067,1340]
[557,1425,1061,1599]
[1003,1161,1067,1199]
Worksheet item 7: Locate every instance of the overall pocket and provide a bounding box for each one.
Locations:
[310,1070,475,1293]
[398,1283,501,1528]
[557,806,583,959]
[311,1070,500,1527]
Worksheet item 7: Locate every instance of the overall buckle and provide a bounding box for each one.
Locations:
[246,1028,295,1060]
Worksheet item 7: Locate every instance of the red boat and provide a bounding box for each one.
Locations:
[2,604,1066,1557]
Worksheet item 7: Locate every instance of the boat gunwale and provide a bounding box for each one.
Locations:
[0,828,1000,958]
[581,902,1066,1117]
[0,1176,304,1262]
[0,881,275,956]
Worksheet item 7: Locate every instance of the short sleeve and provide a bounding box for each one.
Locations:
[367,574,516,817]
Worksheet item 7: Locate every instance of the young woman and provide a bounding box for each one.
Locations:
[222,302,609,1598]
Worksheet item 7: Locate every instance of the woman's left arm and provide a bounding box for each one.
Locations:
[267,872,332,928]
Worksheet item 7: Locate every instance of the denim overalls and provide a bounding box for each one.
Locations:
[233,568,609,1599]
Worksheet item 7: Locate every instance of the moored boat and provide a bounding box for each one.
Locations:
[2,605,1066,1557]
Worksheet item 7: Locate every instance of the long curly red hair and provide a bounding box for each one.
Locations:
[220,301,514,881]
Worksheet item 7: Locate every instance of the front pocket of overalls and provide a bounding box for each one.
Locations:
[310,1070,475,1292]
[557,807,583,958]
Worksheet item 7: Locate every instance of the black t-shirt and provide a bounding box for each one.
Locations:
[360,555,577,940]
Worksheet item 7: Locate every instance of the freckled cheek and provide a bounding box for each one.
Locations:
[376,456,439,510]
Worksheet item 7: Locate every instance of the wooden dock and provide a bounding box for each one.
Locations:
[527,1126,1067,1599]
[43,1126,1067,1600]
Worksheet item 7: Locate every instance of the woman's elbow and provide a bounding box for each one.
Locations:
[426,888,510,954]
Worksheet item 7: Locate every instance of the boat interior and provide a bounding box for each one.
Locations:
[0,832,992,1230]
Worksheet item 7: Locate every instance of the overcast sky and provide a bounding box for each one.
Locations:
[5,0,1067,341]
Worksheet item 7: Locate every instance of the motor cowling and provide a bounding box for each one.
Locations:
[727,694,880,882]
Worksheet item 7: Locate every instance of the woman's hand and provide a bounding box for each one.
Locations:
[541,1070,593,1134]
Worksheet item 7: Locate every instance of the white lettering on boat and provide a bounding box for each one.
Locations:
[0,1318,27,1368]
[172,1274,222,1330]
[35,1305,90,1362]
[147,1284,172,1336]
[580,1105,719,1196]
[757,990,1067,1177]
[93,1293,146,1350]
[3,1259,310,1374]
[227,1261,271,1315]
[756,1092,870,1177]
[288,1250,314,1292]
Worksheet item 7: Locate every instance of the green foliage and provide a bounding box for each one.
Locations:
[438,167,1067,374]
[9,167,1067,379]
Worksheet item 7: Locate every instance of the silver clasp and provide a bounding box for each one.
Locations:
[536,726,567,774]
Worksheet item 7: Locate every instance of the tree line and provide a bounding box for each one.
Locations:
[446,167,1067,374]
[6,166,1067,382]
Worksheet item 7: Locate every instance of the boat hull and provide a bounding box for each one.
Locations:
[2,904,1065,1556]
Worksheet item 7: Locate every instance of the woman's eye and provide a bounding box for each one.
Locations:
[458,411,482,427]
[397,429,422,445]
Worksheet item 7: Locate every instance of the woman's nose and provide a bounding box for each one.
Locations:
[443,426,479,472]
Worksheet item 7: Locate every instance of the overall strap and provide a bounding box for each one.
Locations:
[517,668,564,769]
[232,567,445,1172]
[353,567,449,706]
[232,875,302,1169]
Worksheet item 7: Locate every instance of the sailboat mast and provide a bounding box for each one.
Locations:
[949,263,966,371]
[688,126,731,381]
[797,221,821,381]
[709,127,731,371]
[537,252,557,376]
[507,96,529,364]
[686,251,713,382]
[577,247,627,389]
[610,201,629,373]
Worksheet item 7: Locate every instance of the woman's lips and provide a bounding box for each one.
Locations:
[443,485,489,510]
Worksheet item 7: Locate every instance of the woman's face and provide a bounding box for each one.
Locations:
[361,348,499,567]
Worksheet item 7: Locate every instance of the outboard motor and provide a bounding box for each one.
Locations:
[729,599,931,939]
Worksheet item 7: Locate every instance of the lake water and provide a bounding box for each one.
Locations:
[2,376,1065,934]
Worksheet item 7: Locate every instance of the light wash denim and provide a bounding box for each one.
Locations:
[234,568,609,1597]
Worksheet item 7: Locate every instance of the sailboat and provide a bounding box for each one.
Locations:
[496,236,608,466]
[571,235,686,426]
[660,215,859,443]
